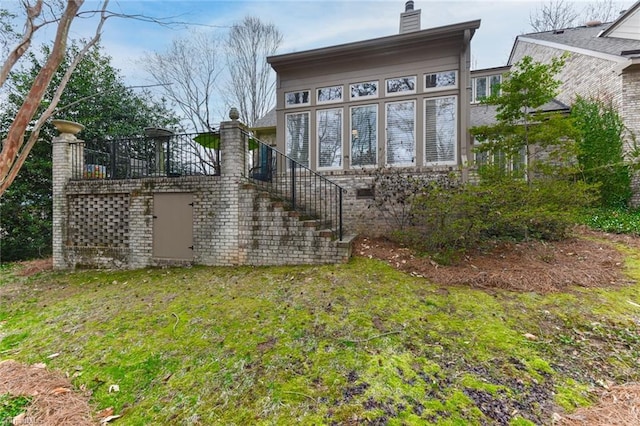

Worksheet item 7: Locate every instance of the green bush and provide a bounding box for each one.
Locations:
[580,208,640,235]
[391,177,595,258]
[572,97,632,208]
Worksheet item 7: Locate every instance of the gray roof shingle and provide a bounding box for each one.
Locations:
[518,23,640,59]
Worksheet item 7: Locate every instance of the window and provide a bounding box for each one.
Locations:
[424,71,457,92]
[350,105,377,167]
[471,74,502,103]
[317,85,343,104]
[285,112,310,166]
[285,90,310,108]
[475,142,527,177]
[386,76,416,96]
[425,96,457,165]
[317,108,342,169]
[386,100,415,166]
[350,81,378,99]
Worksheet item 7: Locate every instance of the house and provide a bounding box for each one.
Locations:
[265,1,480,232]
[506,1,640,202]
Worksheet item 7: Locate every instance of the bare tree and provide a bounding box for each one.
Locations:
[530,0,628,32]
[584,0,623,23]
[530,0,580,32]
[224,16,282,128]
[143,33,223,132]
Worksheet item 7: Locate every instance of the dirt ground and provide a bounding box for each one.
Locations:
[4,228,640,424]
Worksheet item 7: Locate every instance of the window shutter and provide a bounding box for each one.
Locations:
[386,101,415,165]
[285,112,309,167]
[350,105,377,167]
[317,108,342,168]
[425,96,457,165]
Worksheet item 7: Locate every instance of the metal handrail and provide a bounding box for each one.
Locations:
[241,131,344,240]
[72,132,220,180]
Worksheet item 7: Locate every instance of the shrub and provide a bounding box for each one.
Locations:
[391,177,595,257]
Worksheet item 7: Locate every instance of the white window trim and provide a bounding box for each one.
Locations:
[285,90,311,108]
[349,81,379,100]
[424,95,458,167]
[424,70,458,93]
[349,104,378,169]
[385,99,416,167]
[316,85,343,105]
[316,107,343,171]
[385,76,417,97]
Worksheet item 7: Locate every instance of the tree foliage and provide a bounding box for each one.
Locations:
[572,97,632,208]
[471,55,577,180]
[224,16,282,127]
[0,43,178,262]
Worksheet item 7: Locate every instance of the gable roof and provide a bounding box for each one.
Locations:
[509,23,640,64]
[509,1,640,65]
[600,0,640,38]
[268,20,481,70]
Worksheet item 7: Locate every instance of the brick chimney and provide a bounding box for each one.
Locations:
[399,1,421,33]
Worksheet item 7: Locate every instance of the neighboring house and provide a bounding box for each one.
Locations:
[264,1,480,232]
[507,1,640,151]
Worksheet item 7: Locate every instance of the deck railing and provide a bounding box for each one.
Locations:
[71,132,220,180]
[242,131,344,240]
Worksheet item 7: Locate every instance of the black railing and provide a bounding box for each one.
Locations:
[242,131,344,240]
[71,132,220,180]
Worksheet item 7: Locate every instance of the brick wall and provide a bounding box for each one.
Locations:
[53,120,350,269]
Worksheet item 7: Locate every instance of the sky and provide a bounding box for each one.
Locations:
[10,0,633,123]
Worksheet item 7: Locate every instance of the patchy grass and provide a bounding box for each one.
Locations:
[0,394,31,425]
[1,253,640,424]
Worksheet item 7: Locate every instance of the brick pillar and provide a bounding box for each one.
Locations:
[216,109,247,264]
[52,132,83,269]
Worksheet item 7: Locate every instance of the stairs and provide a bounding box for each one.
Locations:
[240,184,354,265]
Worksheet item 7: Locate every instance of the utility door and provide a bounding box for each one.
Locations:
[153,193,194,260]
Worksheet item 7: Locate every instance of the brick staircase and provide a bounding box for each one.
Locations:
[240,184,354,265]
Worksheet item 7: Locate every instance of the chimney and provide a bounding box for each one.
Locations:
[399,1,421,33]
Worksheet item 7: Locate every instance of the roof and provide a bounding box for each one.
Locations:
[509,2,640,64]
[268,19,481,70]
[253,108,276,129]
[515,24,640,59]
[470,99,570,128]
[601,0,640,37]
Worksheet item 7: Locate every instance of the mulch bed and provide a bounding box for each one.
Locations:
[353,228,631,293]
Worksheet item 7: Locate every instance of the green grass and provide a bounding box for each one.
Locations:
[0,394,31,426]
[1,254,640,424]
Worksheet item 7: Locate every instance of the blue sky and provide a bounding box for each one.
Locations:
[75,0,543,78]
[20,0,631,123]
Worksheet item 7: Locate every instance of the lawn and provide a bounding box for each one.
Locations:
[1,242,640,425]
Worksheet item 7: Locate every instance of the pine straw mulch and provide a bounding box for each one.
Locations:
[0,359,94,425]
[353,227,633,293]
[557,383,640,425]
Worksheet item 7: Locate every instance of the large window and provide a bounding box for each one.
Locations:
[471,74,501,103]
[424,70,457,92]
[317,108,342,169]
[285,112,310,166]
[386,100,415,166]
[425,96,457,165]
[350,105,377,167]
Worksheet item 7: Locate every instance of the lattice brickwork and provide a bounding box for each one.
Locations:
[68,194,130,248]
